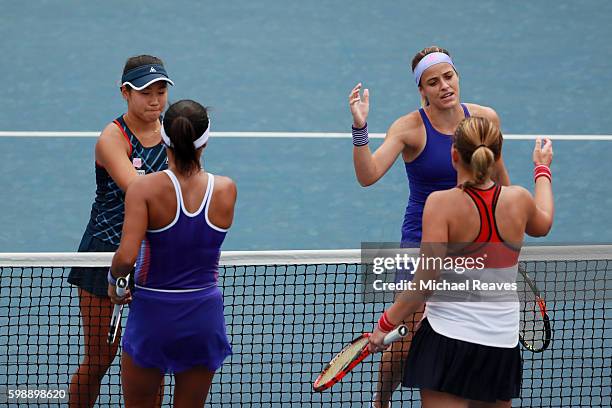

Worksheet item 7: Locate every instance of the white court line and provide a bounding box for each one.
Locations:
[0,131,611,141]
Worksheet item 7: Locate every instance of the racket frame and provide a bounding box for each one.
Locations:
[313,325,407,392]
[518,266,551,352]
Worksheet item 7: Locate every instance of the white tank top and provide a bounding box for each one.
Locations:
[424,264,520,348]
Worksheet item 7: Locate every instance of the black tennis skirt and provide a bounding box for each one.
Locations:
[403,318,522,402]
[67,231,118,297]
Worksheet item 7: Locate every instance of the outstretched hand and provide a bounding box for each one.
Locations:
[533,137,553,167]
[349,83,369,129]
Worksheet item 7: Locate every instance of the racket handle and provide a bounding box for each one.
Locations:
[383,325,408,345]
[115,275,130,297]
[107,275,130,344]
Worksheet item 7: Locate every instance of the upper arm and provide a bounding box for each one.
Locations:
[370,119,410,172]
[420,192,450,243]
[95,122,138,192]
[359,114,420,186]
[479,106,501,128]
[115,180,149,266]
[208,176,237,229]
[411,192,450,289]
[519,186,552,237]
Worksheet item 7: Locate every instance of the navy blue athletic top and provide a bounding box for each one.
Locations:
[401,104,470,243]
[86,116,168,246]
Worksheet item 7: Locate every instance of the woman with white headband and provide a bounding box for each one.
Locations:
[348,46,510,408]
[108,99,236,406]
[68,54,172,407]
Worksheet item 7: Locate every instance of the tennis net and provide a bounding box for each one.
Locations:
[0,245,610,407]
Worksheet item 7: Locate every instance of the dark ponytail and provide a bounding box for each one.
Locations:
[163,100,209,175]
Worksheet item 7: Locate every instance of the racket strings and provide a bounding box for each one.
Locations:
[518,267,549,351]
[520,295,545,341]
[317,337,368,384]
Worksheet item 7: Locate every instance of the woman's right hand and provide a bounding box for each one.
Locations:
[349,83,369,128]
[368,326,390,354]
[533,137,553,167]
[107,283,132,305]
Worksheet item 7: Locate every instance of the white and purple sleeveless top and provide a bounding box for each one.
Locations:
[134,170,227,292]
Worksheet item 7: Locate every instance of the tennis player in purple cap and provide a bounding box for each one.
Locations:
[68,55,173,407]
[108,99,236,407]
[348,46,511,408]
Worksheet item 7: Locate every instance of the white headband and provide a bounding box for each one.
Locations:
[413,52,455,86]
[161,120,211,149]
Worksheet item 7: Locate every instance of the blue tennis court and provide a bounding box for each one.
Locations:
[0,1,611,407]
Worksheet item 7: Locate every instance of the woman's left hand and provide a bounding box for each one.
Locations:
[349,83,369,129]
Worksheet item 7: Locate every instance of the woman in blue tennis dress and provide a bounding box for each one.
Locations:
[349,46,511,408]
[108,99,236,406]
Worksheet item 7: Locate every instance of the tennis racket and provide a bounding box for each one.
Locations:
[107,274,130,344]
[517,265,551,352]
[313,325,408,392]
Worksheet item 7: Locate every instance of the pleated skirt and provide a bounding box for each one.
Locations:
[403,318,522,402]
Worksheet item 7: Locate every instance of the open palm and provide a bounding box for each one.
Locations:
[349,83,370,128]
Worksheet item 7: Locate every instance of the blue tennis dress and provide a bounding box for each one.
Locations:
[122,170,232,373]
[401,104,470,244]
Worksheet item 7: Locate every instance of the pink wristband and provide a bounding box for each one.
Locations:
[377,311,397,333]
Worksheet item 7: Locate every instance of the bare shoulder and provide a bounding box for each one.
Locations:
[95,121,129,157]
[388,110,424,146]
[422,189,459,227]
[426,188,457,207]
[213,175,237,194]
[464,103,500,126]
[389,110,422,134]
[97,121,124,144]
[501,185,532,202]
[131,172,166,190]
[212,175,237,203]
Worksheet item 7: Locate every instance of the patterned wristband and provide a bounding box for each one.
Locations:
[352,123,369,146]
[107,269,117,286]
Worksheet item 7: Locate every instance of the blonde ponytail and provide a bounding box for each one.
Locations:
[453,117,503,189]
